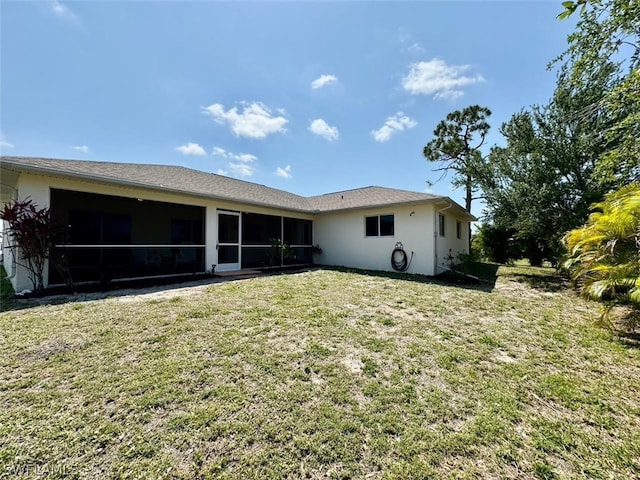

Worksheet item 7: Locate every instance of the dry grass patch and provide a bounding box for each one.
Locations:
[1,266,639,479]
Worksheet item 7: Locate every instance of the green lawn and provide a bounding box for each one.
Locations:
[1,266,639,479]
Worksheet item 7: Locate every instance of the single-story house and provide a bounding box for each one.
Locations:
[0,156,475,292]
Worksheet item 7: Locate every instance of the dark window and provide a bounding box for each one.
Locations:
[218,245,239,264]
[239,215,313,269]
[68,211,131,244]
[241,246,273,268]
[68,210,101,244]
[439,214,446,237]
[456,220,462,239]
[171,219,204,245]
[365,215,394,237]
[365,216,379,237]
[283,217,312,245]
[103,213,132,244]
[287,247,312,265]
[54,189,204,246]
[218,214,240,244]
[50,189,205,284]
[380,215,394,236]
[242,213,281,245]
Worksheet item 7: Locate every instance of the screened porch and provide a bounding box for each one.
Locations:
[49,189,206,284]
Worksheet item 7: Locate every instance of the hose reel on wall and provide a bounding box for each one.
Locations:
[391,242,413,272]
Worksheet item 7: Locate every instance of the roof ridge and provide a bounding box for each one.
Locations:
[307,185,378,198]
[178,166,310,200]
[308,184,441,199]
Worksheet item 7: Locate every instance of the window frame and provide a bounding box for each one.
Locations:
[438,213,446,237]
[365,214,395,238]
[456,220,462,239]
[365,215,379,237]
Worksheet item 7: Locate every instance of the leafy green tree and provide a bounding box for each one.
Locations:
[472,223,518,264]
[423,105,491,215]
[554,0,639,185]
[477,0,638,267]
[556,0,590,19]
[479,71,612,265]
[599,68,640,184]
[564,183,640,327]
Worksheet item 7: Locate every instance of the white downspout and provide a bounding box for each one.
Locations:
[433,202,453,275]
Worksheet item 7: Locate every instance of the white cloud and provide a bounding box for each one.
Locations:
[311,74,338,90]
[235,153,257,163]
[50,1,80,23]
[73,145,90,153]
[211,146,256,163]
[202,101,288,139]
[402,58,484,100]
[371,112,417,142]
[212,146,227,157]
[228,162,255,177]
[0,135,14,149]
[275,165,292,179]
[397,28,425,55]
[212,146,258,178]
[175,142,205,156]
[406,42,425,54]
[308,118,339,142]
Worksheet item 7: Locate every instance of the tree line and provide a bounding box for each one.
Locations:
[423,0,638,325]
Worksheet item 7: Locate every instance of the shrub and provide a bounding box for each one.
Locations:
[564,183,640,327]
[0,198,58,292]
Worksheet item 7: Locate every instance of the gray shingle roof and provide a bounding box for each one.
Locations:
[1,156,312,212]
[1,156,474,218]
[307,186,441,212]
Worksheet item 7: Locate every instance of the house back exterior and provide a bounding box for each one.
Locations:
[1,156,474,292]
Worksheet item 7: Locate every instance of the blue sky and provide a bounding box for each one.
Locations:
[0,1,576,218]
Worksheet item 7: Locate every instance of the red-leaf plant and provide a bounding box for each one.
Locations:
[0,198,58,292]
